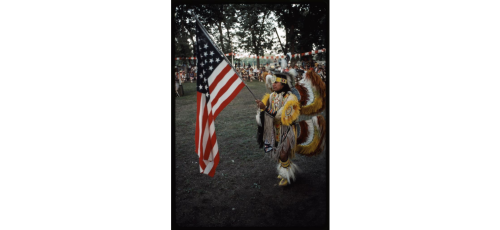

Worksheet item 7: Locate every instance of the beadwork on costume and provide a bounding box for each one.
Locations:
[255,68,326,186]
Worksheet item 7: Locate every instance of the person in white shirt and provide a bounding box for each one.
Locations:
[254,68,260,81]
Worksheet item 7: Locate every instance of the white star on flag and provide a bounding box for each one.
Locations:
[199,85,203,90]
[210,59,213,63]
[209,66,213,70]
[210,51,214,56]
[204,52,207,56]
[215,58,219,62]
[204,44,208,49]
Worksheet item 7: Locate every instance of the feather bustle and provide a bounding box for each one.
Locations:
[295,131,321,156]
[306,70,326,97]
[295,115,326,156]
[300,91,323,115]
[316,115,326,154]
[297,121,309,144]
[298,70,326,115]
[294,84,309,106]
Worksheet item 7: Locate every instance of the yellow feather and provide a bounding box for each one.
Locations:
[296,128,321,156]
[281,99,301,126]
[300,90,323,115]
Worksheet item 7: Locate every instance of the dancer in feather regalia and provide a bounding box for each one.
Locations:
[255,55,326,186]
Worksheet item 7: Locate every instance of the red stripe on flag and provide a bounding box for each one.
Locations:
[203,122,215,160]
[203,110,216,161]
[202,104,213,161]
[203,132,217,162]
[195,92,201,152]
[214,83,245,118]
[210,73,239,108]
[209,65,231,92]
[199,156,207,172]
[194,20,248,177]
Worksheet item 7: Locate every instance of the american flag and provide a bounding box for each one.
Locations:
[195,20,245,177]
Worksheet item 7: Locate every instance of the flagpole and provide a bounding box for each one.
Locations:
[191,12,258,101]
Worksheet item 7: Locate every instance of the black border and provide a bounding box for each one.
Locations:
[172,0,329,229]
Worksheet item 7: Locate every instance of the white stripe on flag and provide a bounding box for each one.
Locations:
[209,69,235,101]
[197,95,206,157]
[203,160,214,175]
[202,117,210,159]
[208,61,228,86]
[212,79,243,113]
[209,123,218,161]
[206,102,215,162]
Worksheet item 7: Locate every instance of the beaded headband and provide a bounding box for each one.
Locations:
[272,75,287,84]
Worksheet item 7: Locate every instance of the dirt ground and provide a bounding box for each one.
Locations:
[173,81,328,228]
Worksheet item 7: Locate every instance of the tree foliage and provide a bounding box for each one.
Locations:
[174,3,327,67]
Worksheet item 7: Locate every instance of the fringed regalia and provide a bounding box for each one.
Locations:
[256,65,326,187]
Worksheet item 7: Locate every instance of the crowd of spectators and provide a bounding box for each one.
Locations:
[174,60,327,85]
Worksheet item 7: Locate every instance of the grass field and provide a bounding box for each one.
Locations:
[174,80,328,227]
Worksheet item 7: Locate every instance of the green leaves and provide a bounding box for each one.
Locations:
[174,3,327,66]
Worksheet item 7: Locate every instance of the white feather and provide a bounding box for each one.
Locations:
[298,80,315,105]
[312,116,318,128]
[265,74,274,92]
[299,119,316,145]
[277,161,300,184]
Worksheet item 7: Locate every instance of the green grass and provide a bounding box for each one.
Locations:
[175,80,269,161]
[174,79,326,166]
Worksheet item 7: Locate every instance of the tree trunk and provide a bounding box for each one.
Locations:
[254,11,270,69]
[217,21,225,53]
[256,47,260,68]
[256,11,270,53]
[188,32,196,67]
[290,24,295,55]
